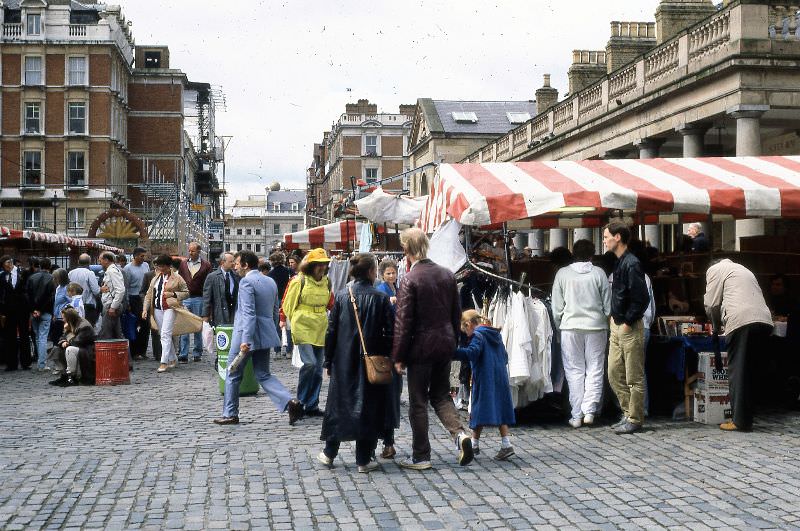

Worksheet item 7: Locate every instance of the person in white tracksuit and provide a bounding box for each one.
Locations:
[551,239,611,428]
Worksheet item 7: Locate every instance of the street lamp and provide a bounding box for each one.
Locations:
[51,191,60,233]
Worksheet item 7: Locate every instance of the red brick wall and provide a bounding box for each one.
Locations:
[1,141,20,187]
[382,159,404,190]
[382,136,404,156]
[127,116,182,155]
[46,54,65,86]
[342,159,361,182]
[3,54,20,85]
[46,93,64,135]
[89,141,110,187]
[89,92,110,136]
[128,83,183,112]
[2,92,20,134]
[343,136,361,156]
[45,140,64,186]
[89,53,111,86]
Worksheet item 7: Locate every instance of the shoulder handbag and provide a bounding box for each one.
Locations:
[348,286,392,385]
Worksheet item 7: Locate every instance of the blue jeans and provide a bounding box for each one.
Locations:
[32,313,52,368]
[297,344,325,412]
[179,297,204,359]
[223,349,292,418]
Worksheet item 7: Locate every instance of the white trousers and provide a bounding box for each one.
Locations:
[65,346,80,375]
[154,308,177,364]
[560,330,607,419]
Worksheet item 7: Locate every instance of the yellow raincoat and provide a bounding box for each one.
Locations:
[282,274,331,346]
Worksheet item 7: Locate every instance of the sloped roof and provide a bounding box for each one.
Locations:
[426,99,537,135]
[266,190,306,205]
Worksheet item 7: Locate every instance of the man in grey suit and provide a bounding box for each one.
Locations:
[203,252,238,328]
[213,250,303,426]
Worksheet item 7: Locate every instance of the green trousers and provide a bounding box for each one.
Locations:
[608,319,645,426]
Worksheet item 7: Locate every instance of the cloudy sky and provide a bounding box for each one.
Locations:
[118,0,660,202]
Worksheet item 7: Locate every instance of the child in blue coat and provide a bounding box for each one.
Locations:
[455,309,515,460]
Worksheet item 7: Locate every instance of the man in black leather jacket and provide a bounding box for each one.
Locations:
[603,221,650,434]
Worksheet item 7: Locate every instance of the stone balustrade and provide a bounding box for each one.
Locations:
[689,9,731,58]
[497,136,510,156]
[578,84,603,114]
[3,23,22,37]
[644,39,680,83]
[69,25,87,37]
[553,100,574,128]
[769,5,800,39]
[608,65,637,99]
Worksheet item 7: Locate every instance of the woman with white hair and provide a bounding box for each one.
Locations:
[687,222,709,252]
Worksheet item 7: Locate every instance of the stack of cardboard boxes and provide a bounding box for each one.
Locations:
[693,352,733,424]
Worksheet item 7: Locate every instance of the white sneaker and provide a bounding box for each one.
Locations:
[583,414,595,425]
[316,452,333,468]
[568,417,582,428]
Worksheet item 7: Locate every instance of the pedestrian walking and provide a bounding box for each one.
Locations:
[124,247,151,360]
[704,258,773,431]
[282,248,333,418]
[267,252,292,358]
[27,257,55,370]
[603,221,650,435]
[202,252,238,329]
[391,228,473,470]
[97,252,126,340]
[551,239,611,428]
[455,310,516,461]
[177,242,212,362]
[142,255,189,373]
[68,253,101,326]
[141,266,161,360]
[213,251,303,426]
[317,253,394,473]
[0,255,33,371]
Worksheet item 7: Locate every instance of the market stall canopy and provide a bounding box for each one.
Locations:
[354,187,427,225]
[419,157,800,232]
[0,226,123,253]
[284,220,366,250]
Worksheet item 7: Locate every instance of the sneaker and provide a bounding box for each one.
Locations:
[358,461,380,473]
[583,414,595,425]
[157,364,168,373]
[494,446,515,461]
[398,457,432,470]
[568,417,582,428]
[612,416,628,429]
[457,433,474,466]
[316,451,334,468]
[614,421,642,435]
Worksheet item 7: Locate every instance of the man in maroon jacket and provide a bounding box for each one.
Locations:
[177,242,212,362]
[392,228,473,470]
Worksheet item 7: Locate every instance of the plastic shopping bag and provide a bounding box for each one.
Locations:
[291,345,303,368]
[202,321,214,355]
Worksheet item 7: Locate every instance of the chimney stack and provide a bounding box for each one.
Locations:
[655,0,717,44]
[535,74,558,114]
[568,50,608,95]
[606,21,657,73]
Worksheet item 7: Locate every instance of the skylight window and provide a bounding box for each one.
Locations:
[507,112,532,124]
[451,111,478,123]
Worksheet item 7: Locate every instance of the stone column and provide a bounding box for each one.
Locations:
[573,228,593,241]
[634,138,666,249]
[549,229,568,251]
[528,230,544,257]
[728,105,769,249]
[676,124,708,158]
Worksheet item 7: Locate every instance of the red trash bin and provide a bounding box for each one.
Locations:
[95,339,130,385]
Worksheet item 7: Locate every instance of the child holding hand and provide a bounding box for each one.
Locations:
[455,310,515,460]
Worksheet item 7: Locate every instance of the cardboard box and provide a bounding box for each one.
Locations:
[697,351,729,390]
[693,388,733,425]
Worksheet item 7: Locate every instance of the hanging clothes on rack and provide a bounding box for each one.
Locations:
[327,258,350,294]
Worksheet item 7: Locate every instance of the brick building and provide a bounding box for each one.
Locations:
[306,99,414,227]
[0,0,221,255]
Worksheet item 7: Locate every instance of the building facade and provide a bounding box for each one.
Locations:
[0,0,221,256]
[307,99,414,227]
[460,0,800,252]
[224,188,305,254]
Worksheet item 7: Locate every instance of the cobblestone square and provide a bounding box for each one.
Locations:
[1,357,799,530]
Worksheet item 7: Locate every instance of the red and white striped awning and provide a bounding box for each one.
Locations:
[0,226,123,253]
[284,220,364,250]
[420,157,800,231]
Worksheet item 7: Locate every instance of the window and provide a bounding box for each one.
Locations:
[68,102,86,134]
[272,202,280,212]
[246,228,252,236]
[365,168,378,184]
[366,135,377,156]
[24,56,42,85]
[67,208,85,230]
[246,244,252,251]
[144,51,162,68]
[225,244,231,252]
[237,244,243,251]
[236,228,242,235]
[24,102,41,134]
[291,203,299,212]
[26,14,41,36]
[255,228,261,236]
[225,228,230,236]
[291,223,299,233]
[451,111,478,123]
[255,244,262,253]
[506,112,532,124]
[23,151,42,186]
[24,208,41,229]
[67,152,86,187]
[68,57,87,85]
[273,224,280,235]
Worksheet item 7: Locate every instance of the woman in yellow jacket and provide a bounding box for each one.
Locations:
[283,248,333,417]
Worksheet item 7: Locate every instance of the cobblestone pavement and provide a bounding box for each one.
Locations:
[1,353,800,530]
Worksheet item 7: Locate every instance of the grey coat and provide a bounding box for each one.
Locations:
[203,268,238,327]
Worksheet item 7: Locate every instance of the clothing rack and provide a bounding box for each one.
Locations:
[465,261,549,300]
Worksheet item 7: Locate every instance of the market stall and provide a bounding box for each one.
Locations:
[283,220,366,250]
[0,226,124,268]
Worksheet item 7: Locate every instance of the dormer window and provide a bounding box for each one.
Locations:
[272,202,280,212]
[26,14,41,36]
[507,112,532,124]
[144,51,162,68]
[451,111,478,123]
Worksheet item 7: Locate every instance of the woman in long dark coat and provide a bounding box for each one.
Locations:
[318,253,394,473]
